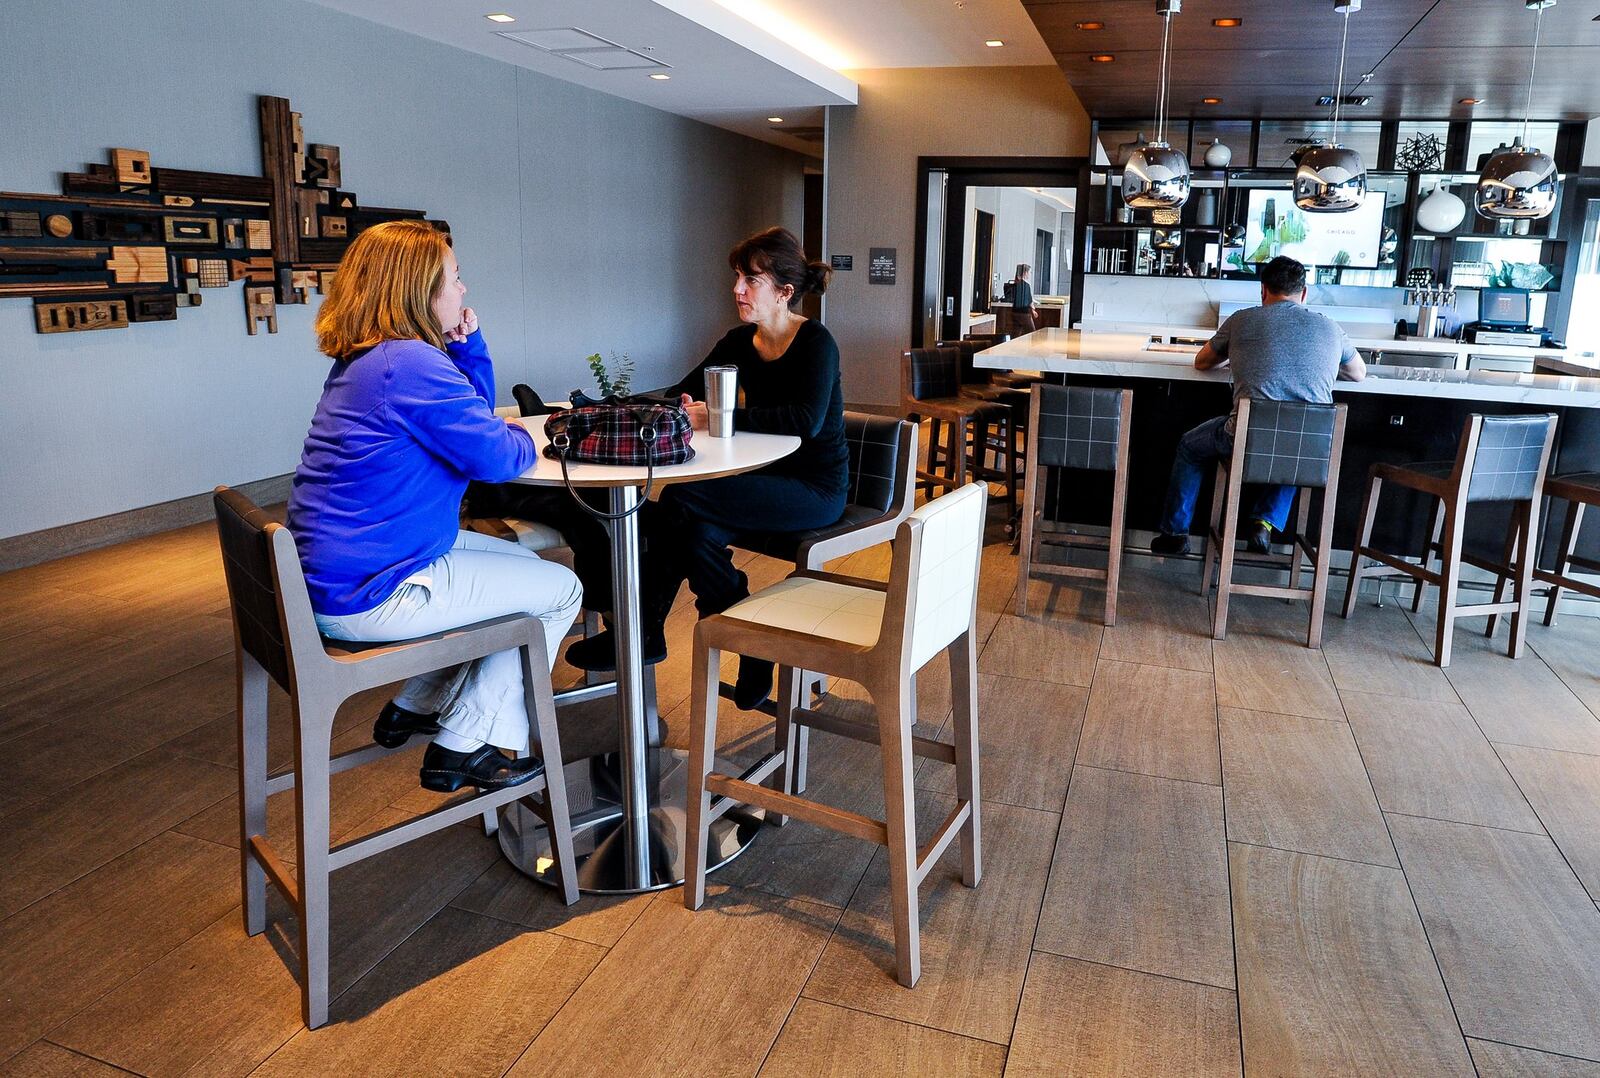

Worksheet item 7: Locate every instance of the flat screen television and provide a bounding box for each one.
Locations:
[1239,189,1385,269]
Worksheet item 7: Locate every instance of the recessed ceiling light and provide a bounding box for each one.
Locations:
[1459,97,1482,105]
[768,116,784,123]
[1202,97,1223,105]
[649,72,671,80]
[484,13,516,23]
[1212,17,1242,27]
[1090,54,1115,62]
[1075,21,1105,30]
[985,39,1005,47]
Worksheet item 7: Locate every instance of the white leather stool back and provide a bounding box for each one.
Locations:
[905,482,988,669]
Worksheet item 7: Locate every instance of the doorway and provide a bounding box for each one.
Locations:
[912,157,1089,346]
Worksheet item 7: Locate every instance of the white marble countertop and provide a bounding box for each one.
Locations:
[977,329,1600,409]
[1078,319,1582,364]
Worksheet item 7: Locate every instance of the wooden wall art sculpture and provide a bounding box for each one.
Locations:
[0,95,448,336]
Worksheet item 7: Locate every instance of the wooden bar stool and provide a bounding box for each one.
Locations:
[1538,471,1600,624]
[684,483,989,987]
[213,487,579,1028]
[902,346,1015,514]
[1342,412,1558,667]
[1201,399,1348,648]
[1017,384,1133,625]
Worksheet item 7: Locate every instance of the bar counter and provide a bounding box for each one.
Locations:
[976,329,1600,562]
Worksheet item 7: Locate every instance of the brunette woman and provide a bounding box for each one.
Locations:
[286,220,582,791]
[567,226,845,711]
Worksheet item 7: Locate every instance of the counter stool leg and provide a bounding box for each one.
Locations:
[684,642,722,912]
[947,631,981,887]
[1201,464,1226,597]
[293,715,335,1029]
[1212,464,1244,641]
[1434,506,1466,668]
[1308,485,1337,649]
[1508,497,1541,658]
[1414,500,1444,613]
[1485,512,1522,639]
[1343,474,1383,619]
[876,674,922,988]
[1104,448,1129,628]
[952,418,970,488]
[768,665,799,828]
[1545,499,1583,626]
[1289,492,1310,590]
[238,656,269,937]
[1003,415,1019,524]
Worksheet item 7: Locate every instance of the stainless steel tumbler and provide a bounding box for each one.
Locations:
[705,364,737,438]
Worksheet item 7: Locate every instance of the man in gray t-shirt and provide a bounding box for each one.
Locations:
[1152,256,1365,556]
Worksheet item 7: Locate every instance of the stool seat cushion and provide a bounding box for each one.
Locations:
[721,576,885,647]
[912,396,1011,423]
[1373,459,1455,497]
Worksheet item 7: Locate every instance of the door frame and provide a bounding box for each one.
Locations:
[911,156,1089,347]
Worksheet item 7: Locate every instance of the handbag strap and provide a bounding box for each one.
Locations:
[549,412,663,521]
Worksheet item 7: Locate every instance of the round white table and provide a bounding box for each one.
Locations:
[495,419,800,894]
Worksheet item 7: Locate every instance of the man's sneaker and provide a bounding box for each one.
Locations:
[1247,521,1274,555]
[1150,532,1191,556]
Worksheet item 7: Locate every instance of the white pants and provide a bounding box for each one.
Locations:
[315,530,583,753]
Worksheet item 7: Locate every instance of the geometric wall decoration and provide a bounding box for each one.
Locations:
[0,95,448,335]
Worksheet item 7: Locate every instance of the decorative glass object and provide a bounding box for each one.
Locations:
[1416,185,1467,233]
[1203,138,1232,167]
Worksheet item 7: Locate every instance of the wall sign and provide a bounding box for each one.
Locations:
[0,95,447,336]
[868,247,897,285]
[830,254,853,271]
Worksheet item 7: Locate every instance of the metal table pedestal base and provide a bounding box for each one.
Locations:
[497,747,766,894]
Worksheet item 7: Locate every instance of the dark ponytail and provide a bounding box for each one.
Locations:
[730,226,830,310]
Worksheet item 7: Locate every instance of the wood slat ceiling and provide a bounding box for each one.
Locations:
[1024,0,1600,121]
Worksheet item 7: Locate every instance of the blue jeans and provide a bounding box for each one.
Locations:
[1158,415,1296,536]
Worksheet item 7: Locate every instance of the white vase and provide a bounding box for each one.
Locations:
[1203,138,1232,168]
[1416,185,1467,233]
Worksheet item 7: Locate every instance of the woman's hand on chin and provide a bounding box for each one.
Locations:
[680,394,710,431]
[444,307,479,343]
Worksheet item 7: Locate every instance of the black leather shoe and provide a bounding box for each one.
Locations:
[373,701,440,748]
[419,743,544,792]
[1247,522,1274,555]
[1150,532,1191,556]
[564,628,667,672]
[733,657,774,711]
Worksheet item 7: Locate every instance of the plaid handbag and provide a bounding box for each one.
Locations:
[542,393,694,519]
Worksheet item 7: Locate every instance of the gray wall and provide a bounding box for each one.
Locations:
[0,0,804,539]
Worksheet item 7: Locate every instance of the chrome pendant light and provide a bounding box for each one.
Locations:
[1294,0,1367,213]
[1476,0,1559,220]
[1122,0,1191,210]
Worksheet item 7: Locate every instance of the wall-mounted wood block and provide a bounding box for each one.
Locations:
[80,212,161,243]
[107,245,169,284]
[296,238,346,263]
[151,168,272,202]
[320,215,347,239]
[295,188,328,238]
[163,195,195,208]
[291,112,306,185]
[0,211,42,237]
[244,284,277,335]
[0,245,107,263]
[162,216,219,245]
[222,218,243,249]
[45,214,73,238]
[180,257,199,274]
[259,96,299,264]
[290,268,318,302]
[35,298,129,333]
[334,192,356,210]
[317,269,335,295]
[110,148,151,190]
[176,291,201,307]
[245,219,270,250]
[197,258,228,287]
[306,144,341,188]
[229,257,274,283]
[128,292,178,322]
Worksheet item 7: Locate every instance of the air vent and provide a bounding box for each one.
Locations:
[495,28,669,73]
[1316,94,1372,107]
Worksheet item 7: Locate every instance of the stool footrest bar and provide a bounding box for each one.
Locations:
[247,834,299,907]
[915,802,972,885]
[791,707,958,765]
[705,773,888,845]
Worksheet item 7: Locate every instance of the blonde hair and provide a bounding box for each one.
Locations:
[316,220,451,360]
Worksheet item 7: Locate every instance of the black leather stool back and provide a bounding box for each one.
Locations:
[1240,400,1339,489]
[906,346,961,401]
[1466,414,1558,502]
[1034,384,1125,473]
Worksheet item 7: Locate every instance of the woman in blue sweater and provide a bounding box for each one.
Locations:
[286,220,582,792]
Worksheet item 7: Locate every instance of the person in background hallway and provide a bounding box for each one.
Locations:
[1011,263,1038,333]
[286,220,582,793]
[1150,255,1366,557]
[565,226,847,712]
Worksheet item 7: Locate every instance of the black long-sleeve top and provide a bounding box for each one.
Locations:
[669,319,848,495]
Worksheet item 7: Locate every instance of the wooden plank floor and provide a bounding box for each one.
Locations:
[4,507,1600,1075]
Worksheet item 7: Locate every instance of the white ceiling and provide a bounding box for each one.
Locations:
[299,0,1053,157]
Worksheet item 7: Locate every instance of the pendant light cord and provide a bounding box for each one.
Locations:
[1332,6,1351,138]
[1523,2,1545,145]
[1156,10,1172,144]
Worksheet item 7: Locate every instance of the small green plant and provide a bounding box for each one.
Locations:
[586,351,634,398]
